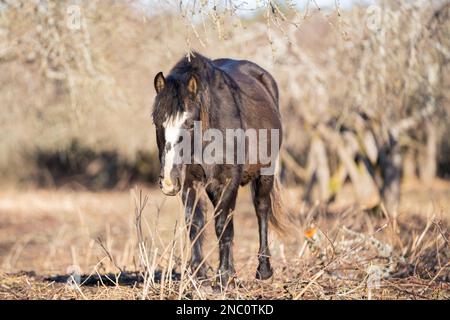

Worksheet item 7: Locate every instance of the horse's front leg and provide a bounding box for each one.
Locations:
[206,180,239,288]
[182,184,208,280]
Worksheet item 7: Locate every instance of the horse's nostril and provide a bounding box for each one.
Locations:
[163,179,173,187]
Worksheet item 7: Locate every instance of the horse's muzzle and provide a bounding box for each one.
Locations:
[159,177,181,196]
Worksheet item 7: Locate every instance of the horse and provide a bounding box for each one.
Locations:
[152,52,286,287]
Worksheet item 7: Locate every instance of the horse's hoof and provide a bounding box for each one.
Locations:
[212,270,236,291]
[191,263,208,280]
[256,263,273,280]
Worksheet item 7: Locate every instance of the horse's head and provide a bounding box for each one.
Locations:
[152,71,201,196]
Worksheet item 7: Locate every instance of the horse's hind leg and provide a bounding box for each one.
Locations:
[251,175,274,280]
[182,185,208,279]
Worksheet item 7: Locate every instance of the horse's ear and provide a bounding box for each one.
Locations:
[154,72,165,94]
[187,75,198,96]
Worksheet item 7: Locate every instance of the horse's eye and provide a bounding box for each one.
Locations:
[177,136,183,144]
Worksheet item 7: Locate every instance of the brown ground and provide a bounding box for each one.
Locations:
[0,181,449,300]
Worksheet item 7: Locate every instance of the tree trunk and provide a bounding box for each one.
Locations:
[379,139,402,219]
[302,137,331,204]
[312,137,331,203]
[419,120,437,185]
[402,150,417,182]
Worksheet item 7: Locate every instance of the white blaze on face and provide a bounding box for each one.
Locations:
[162,112,188,188]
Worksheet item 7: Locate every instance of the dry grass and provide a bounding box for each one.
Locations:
[0,181,448,300]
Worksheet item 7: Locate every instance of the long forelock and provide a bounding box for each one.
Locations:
[152,79,184,126]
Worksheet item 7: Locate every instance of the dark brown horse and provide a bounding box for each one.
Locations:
[152,52,286,287]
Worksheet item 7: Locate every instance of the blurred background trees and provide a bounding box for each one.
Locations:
[0,0,449,216]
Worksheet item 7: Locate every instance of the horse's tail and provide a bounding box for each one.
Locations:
[269,162,296,238]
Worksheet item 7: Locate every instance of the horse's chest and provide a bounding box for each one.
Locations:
[202,163,259,187]
[240,171,254,186]
[240,165,260,186]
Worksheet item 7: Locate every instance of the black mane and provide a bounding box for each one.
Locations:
[170,52,215,82]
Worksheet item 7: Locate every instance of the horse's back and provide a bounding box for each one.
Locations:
[212,58,279,109]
